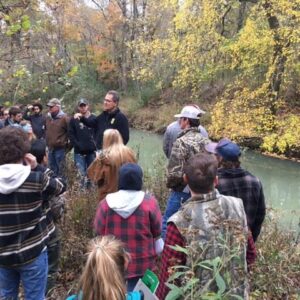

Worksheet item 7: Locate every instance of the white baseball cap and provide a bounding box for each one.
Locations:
[174,105,206,119]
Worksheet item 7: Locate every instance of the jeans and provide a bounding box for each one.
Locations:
[48,148,66,177]
[127,276,140,292]
[0,251,48,300]
[162,191,190,240]
[74,152,96,188]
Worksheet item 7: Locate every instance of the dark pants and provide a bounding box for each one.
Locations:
[46,230,61,295]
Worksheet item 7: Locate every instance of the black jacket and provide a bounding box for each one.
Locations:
[24,114,46,139]
[68,114,97,154]
[81,108,129,149]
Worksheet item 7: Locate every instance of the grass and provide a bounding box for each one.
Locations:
[48,160,300,300]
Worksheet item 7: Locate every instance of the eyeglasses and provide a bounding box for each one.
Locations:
[103,99,114,103]
[79,104,87,107]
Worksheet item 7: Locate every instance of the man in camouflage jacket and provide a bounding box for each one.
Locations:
[162,105,210,238]
[156,153,250,300]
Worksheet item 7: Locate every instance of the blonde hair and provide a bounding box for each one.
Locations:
[103,129,136,176]
[79,235,128,300]
[103,129,124,150]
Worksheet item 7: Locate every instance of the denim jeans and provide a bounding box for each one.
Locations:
[0,250,48,300]
[127,276,141,292]
[162,191,190,240]
[48,148,66,177]
[74,152,96,188]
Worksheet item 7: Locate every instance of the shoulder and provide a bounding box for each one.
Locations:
[218,194,245,217]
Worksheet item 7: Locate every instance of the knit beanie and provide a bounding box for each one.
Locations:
[118,163,143,191]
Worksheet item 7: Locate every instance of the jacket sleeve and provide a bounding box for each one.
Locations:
[37,165,66,197]
[252,183,266,242]
[68,118,80,149]
[166,139,185,190]
[163,128,171,158]
[149,196,162,239]
[80,114,98,128]
[116,114,129,145]
[94,201,107,235]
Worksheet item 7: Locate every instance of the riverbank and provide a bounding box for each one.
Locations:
[121,96,300,162]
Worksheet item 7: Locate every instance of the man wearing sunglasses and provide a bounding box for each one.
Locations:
[74,90,129,150]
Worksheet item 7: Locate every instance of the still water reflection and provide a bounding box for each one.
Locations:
[129,129,300,228]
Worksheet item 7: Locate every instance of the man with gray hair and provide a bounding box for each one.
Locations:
[74,90,129,150]
[45,98,70,177]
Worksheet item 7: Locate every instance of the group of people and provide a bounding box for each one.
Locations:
[0,95,266,300]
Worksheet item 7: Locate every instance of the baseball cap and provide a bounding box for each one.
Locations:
[78,98,89,106]
[174,105,205,119]
[47,98,61,107]
[216,138,241,161]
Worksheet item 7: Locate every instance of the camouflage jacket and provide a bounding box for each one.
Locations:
[167,127,209,191]
[169,191,249,299]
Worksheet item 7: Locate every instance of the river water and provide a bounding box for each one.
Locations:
[128,129,300,229]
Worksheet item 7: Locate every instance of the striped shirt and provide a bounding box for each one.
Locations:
[0,165,65,267]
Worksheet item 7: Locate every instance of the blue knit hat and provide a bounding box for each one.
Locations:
[118,163,143,191]
[216,138,241,161]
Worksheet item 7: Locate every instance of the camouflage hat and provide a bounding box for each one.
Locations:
[47,98,61,107]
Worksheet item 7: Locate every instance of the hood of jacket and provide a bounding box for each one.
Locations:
[0,164,31,194]
[106,190,145,219]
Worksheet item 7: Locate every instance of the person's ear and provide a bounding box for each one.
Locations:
[183,173,188,184]
[214,176,218,187]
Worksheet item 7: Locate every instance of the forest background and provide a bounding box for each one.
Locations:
[1,0,300,158]
[0,1,299,299]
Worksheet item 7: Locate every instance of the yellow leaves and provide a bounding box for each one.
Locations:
[261,115,300,154]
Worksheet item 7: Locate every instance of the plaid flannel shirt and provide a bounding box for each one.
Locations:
[94,193,162,278]
[217,168,266,241]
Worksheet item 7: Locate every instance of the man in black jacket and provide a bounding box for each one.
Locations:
[69,99,97,188]
[24,103,46,139]
[74,90,129,149]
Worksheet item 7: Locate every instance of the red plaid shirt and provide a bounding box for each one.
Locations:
[156,223,256,300]
[94,193,162,278]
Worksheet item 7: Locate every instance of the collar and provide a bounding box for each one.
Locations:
[177,127,199,138]
[188,190,218,203]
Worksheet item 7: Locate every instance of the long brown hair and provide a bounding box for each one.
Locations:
[79,235,129,300]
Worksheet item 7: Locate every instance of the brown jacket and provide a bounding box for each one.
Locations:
[45,115,69,149]
[87,147,136,200]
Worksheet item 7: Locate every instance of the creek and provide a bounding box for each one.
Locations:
[128,129,300,230]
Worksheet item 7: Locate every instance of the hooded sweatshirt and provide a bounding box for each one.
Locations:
[94,191,162,278]
[0,164,65,267]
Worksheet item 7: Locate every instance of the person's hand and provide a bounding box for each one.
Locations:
[23,153,38,169]
[74,113,82,120]
[27,105,33,110]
